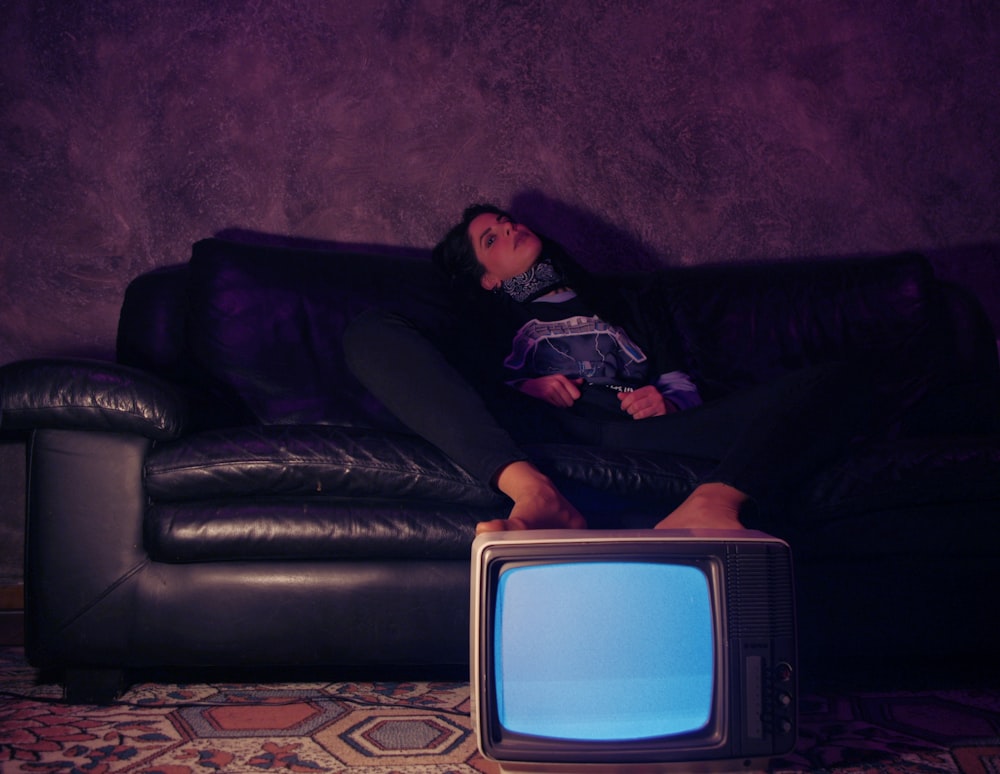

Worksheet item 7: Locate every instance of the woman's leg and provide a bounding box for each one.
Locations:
[656,483,748,531]
[344,308,526,483]
[563,363,872,527]
[346,312,869,532]
[343,309,585,531]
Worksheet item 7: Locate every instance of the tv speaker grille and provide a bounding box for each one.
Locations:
[726,546,795,638]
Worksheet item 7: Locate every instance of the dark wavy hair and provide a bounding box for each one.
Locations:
[431,203,507,294]
[431,203,591,299]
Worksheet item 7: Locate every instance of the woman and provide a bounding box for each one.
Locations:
[344,203,866,534]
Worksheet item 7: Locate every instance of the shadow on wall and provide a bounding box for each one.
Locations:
[923,243,1000,343]
[219,190,665,275]
[219,194,1000,342]
[214,228,433,262]
[509,189,663,273]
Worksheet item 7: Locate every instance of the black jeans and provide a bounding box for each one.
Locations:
[343,308,871,508]
[520,365,869,508]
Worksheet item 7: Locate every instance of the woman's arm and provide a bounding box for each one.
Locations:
[514,374,584,408]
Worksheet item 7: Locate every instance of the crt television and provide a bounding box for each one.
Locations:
[470,529,797,773]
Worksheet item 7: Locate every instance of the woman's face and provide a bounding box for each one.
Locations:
[468,212,543,290]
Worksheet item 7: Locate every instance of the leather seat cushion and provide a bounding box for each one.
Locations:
[800,436,1000,522]
[144,498,498,562]
[146,425,719,508]
[146,424,502,506]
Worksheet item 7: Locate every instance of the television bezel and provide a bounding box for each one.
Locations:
[470,528,794,772]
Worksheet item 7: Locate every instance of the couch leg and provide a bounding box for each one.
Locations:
[64,667,126,705]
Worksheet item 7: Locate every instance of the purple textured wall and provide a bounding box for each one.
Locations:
[1,1,998,366]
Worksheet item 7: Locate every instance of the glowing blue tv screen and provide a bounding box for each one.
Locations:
[494,561,714,741]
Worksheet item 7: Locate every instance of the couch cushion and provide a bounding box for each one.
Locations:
[186,238,455,427]
[798,435,1000,523]
[145,499,494,562]
[664,253,940,414]
[146,424,503,506]
[527,442,710,502]
[145,425,715,508]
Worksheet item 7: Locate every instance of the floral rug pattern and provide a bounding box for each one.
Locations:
[1,648,999,773]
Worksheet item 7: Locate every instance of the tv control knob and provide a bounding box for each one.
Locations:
[778,692,792,707]
[775,662,793,682]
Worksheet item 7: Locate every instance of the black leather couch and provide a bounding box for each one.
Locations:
[2,237,998,701]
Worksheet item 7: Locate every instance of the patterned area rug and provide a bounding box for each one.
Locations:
[1,648,999,773]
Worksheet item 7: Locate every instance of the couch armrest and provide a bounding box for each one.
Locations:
[0,358,186,440]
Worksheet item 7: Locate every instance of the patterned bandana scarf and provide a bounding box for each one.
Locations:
[499,257,568,303]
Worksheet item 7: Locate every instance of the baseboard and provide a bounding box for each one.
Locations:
[0,610,24,646]
[0,584,24,610]
[0,585,25,645]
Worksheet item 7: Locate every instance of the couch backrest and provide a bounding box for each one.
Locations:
[117,239,998,433]
[662,253,936,391]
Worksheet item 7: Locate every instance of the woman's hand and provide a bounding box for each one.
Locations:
[618,385,677,419]
[517,375,584,408]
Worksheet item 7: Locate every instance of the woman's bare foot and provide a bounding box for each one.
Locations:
[476,461,588,534]
[655,482,748,531]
